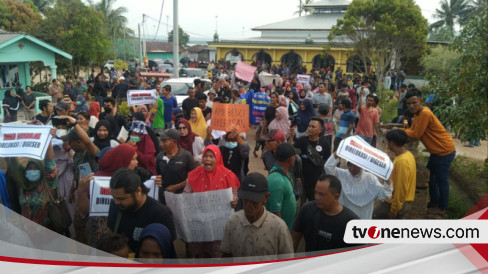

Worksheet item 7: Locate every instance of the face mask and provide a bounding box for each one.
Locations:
[225,142,238,149]
[104,106,112,113]
[76,101,82,106]
[130,136,140,143]
[25,170,41,182]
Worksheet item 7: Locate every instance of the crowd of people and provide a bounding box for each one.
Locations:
[0,61,456,262]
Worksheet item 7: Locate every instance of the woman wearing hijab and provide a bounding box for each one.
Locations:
[136,105,151,126]
[90,120,119,150]
[133,112,160,155]
[184,145,240,258]
[128,121,157,175]
[88,102,100,119]
[189,107,207,140]
[176,119,204,164]
[75,95,89,114]
[137,223,177,262]
[268,106,291,139]
[6,142,58,229]
[296,98,317,138]
[3,89,21,122]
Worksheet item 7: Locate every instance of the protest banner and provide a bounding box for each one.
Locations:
[337,136,393,180]
[0,124,52,160]
[126,90,157,106]
[235,61,257,82]
[164,188,234,242]
[210,102,249,132]
[89,176,159,217]
[258,72,281,87]
[297,74,311,85]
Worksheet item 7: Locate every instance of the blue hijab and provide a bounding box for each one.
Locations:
[297,98,316,133]
[75,95,88,114]
[138,223,177,259]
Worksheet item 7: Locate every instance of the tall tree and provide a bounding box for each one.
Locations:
[294,0,313,17]
[430,0,475,31]
[168,26,190,48]
[88,0,134,37]
[0,0,42,34]
[39,0,112,77]
[329,0,428,88]
[30,0,54,14]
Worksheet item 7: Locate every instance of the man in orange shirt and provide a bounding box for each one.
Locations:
[356,93,379,144]
[403,89,455,215]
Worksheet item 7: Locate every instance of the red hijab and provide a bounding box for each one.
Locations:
[177,119,198,155]
[187,145,240,192]
[96,144,137,176]
[89,102,100,119]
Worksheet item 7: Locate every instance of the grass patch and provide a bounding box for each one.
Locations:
[444,184,474,219]
[450,156,488,203]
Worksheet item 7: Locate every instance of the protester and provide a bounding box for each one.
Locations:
[155,128,195,204]
[21,86,36,120]
[403,89,455,215]
[295,98,316,138]
[96,233,130,258]
[221,173,293,258]
[136,105,151,126]
[374,129,416,219]
[2,89,21,122]
[218,128,251,182]
[137,223,178,262]
[184,145,240,258]
[182,88,198,120]
[33,100,54,125]
[263,92,280,131]
[291,174,359,252]
[312,83,332,110]
[91,120,119,150]
[49,79,62,103]
[89,102,100,119]
[132,112,160,155]
[189,107,207,140]
[176,119,204,164]
[355,94,380,145]
[75,95,89,114]
[100,97,127,138]
[128,121,157,175]
[197,93,212,120]
[334,99,355,152]
[324,153,391,219]
[108,168,176,252]
[112,76,129,106]
[268,106,291,140]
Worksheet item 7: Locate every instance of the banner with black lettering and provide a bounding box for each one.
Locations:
[89,176,159,217]
[0,124,52,160]
[337,136,393,180]
[126,90,157,106]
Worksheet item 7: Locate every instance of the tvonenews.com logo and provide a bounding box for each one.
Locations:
[344,220,488,244]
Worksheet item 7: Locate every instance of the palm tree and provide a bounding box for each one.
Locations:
[294,0,314,17]
[88,0,133,37]
[430,0,475,31]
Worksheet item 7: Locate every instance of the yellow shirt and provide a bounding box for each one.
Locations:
[387,151,416,213]
[404,107,455,156]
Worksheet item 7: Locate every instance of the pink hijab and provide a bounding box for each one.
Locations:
[268,106,291,138]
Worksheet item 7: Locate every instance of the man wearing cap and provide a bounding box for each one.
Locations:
[265,143,297,230]
[112,76,129,106]
[221,173,293,258]
[155,129,196,205]
[207,88,216,108]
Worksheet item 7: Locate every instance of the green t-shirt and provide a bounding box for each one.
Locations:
[153,98,165,129]
[265,164,297,230]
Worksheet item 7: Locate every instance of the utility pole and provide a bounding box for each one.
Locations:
[173,0,179,77]
[138,23,142,67]
[166,15,169,37]
[142,14,147,62]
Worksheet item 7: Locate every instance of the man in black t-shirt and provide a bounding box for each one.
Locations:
[182,88,198,120]
[197,93,212,121]
[108,168,176,252]
[155,129,196,204]
[291,174,358,252]
[290,117,331,204]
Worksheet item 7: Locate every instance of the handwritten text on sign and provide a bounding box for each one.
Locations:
[210,103,249,132]
[337,136,393,180]
[127,90,157,106]
[89,176,159,217]
[164,188,233,242]
[297,74,311,85]
[0,124,52,160]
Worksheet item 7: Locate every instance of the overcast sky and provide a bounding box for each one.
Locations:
[112,0,441,41]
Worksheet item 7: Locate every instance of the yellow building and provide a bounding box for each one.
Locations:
[208,0,370,73]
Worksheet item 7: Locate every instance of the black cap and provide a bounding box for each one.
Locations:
[60,129,80,142]
[275,143,296,162]
[158,128,180,141]
[238,173,268,203]
[54,101,69,111]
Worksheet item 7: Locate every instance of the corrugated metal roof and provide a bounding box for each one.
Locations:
[0,33,22,45]
[218,35,353,46]
[252,13,344,31]
[305,0,351,8]
[187,44,208,53]
[146,41,182,53]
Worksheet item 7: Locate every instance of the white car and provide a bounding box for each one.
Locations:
[104,60,114,72]
[162,78,212,106]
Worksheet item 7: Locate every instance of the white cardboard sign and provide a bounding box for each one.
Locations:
[0,124,52,160]
[126,90,157,106]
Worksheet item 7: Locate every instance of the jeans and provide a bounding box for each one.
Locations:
[357,133,373,145]
[333,136,343,152]
[469,140,481,146]
[427,151,456,209]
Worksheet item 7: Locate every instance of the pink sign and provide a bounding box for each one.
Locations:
[235,61,257,82]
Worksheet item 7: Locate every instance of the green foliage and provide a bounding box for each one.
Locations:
[329,0,428,86]
[118,101,130,117]
[430,0,476,32]
[420,46,461,78]
[428,26,456,42]
[38,0,112,77]
[88,0,133,38]
[294,0,313,16]
[168,26,190,48]
[377,90,397,123]
[114,59,128,71]
[0,0,42,34]
[426,6,488,148]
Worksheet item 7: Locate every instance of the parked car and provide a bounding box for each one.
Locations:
[148,59,172,72]
[164,59,184,68]
[162,77,212,106]
[104,60,114,72]
[166,68,207,78]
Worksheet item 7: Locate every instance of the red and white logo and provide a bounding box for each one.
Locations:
[368,226,380,239]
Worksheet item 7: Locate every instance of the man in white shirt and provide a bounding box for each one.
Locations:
[312,83,332,109]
